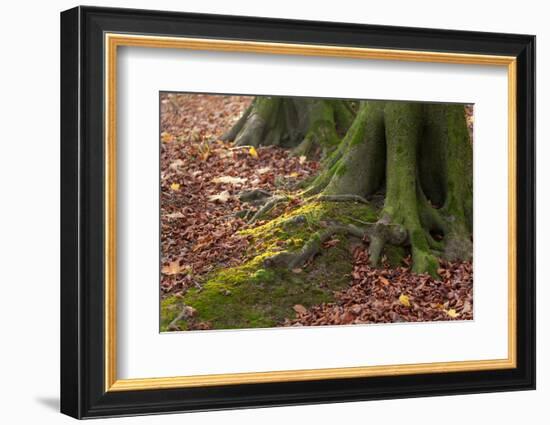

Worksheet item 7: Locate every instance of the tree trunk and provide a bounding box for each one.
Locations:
[225,97,473,276]
[222,96,354,157]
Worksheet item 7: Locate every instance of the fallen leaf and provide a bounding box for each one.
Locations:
[299,155,307,164]
[446,309,459,318]
[161,131,175,143]
[162,260,186,276]
[208,190,230,203]
[291,268,303,274]
[257,166,271,174]
[164,212,185,219]
[249,146,259,158]
[293,304,308,315]
[340,311,355,324]
[169,159,184,170]
[379,276,390,286]
[323,238,340,248]
[399,294,411,307]
[212,176,247,185]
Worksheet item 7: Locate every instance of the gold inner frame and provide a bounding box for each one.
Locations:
[104,33,517,392]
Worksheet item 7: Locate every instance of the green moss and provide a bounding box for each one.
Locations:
[412,248,439,277]
[160,296,189,331]
[335,163,347,176]
[163,244,352,330]
[383,245,407,267]
[160,199,377,331]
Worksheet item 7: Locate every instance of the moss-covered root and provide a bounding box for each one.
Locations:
[380,102,440,277]
[263,223,365,270]
[422,103,473,262]
[441,104,473,262]
[224,97,348,154]
[221,102,253,141]
[247,195,289,223]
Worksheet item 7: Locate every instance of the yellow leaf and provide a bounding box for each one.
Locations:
[249,146,259,158]
[399,294,411,307]
[170,182,180,191]
[446,309,460,318]
[161,132,174,143]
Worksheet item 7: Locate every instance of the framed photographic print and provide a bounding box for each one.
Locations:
[60,6,535,419]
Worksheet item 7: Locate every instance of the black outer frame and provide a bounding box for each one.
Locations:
[60,5,535,419]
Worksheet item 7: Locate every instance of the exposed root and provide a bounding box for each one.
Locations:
[234,114,268,147]
[363,215,408,267]
[248,195,289,224]
[281,214,307,228]
[316,194,369,204]
[263,223,365,270]
[167,305,197,331]
[238,189,272,204]
[221,103,253,141]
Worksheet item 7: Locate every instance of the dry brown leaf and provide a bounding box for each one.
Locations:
[208,190,230,203]
[162,260,186,276]
[164,212,185,219]
[212,176,247,185]
[293,304,308,315]
[379,276,390,286]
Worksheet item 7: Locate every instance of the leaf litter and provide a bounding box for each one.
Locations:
[160,93,318,295]
[160,93,474,327]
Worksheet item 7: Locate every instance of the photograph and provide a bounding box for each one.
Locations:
[160,93,474,331]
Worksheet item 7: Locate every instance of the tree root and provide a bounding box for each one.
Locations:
[281,214,307,228]
[315,194,369,204]
[263,223,364,270]
[366,216,408,267]
[221,104,253,141]
[262,220,407,271]
[248,195,289,224]
[238,189,272,204]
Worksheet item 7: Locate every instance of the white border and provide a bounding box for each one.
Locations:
[117,47,509,379]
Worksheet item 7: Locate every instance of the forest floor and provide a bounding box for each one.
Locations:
[160,93,473,331]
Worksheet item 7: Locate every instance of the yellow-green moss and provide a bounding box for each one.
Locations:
[161,200,377,331]
[161,243,351,331]
[383,245,407,267]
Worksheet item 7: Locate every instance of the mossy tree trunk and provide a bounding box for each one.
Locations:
[225,97,473,276]
[222,96,355,156]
